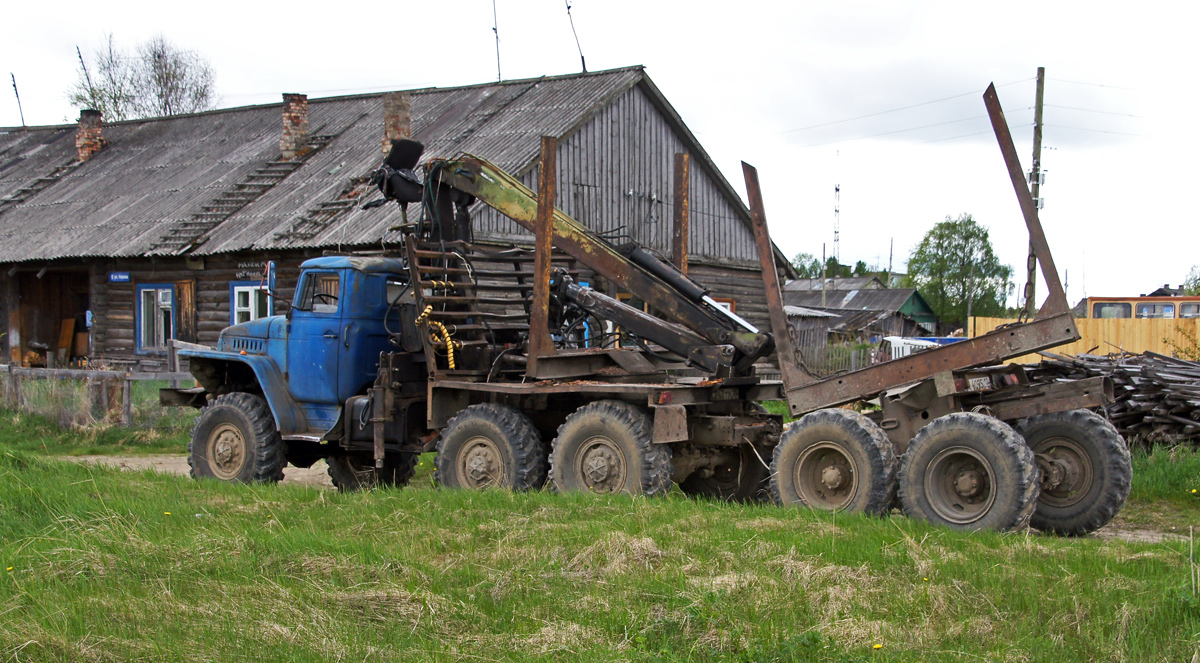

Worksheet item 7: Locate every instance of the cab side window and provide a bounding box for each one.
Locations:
[297,273,341,314]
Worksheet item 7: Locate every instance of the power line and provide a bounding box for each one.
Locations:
[1042,123,1145,137]
[1045,104,1142,118]
[913,129,993,145]
[1047,77,1138,91]
[794,113,1025,148]
[777,77,1033,135]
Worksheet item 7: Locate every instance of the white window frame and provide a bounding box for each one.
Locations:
[136,284,174,354]
[231,282,273,325]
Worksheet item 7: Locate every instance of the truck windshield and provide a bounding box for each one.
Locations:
[296,273,340,313]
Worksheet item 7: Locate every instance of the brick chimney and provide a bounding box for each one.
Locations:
[279,93,309,160]
[75,109,104,162]
[382,92,411,154]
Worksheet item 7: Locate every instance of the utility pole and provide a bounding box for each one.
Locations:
[821,243,827,308]
[1023,66,1046,318]
[886,238,893,288]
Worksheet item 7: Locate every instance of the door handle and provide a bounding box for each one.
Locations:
[344,324,352,349]
[323,331,337,339]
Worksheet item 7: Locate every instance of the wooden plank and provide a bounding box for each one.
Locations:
[971,316,1200,362]
[175,279,197,343]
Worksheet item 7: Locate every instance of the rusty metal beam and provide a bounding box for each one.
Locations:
[784,313,1079,415]
[526,136,558,378]
[984,83,1071,318]
[672,153,690,274]
[743,161,812,392]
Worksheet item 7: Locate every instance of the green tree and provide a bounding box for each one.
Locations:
[1184,265,1200,295]
[824,256,851,278]
[69,34,216,120]
[791,253,823,278]
[907,214,1013,328]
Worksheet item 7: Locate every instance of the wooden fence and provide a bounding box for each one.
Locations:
[969,316,1200,363]
[2,364,193,425]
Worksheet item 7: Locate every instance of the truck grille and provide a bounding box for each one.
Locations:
[229,338,265,354]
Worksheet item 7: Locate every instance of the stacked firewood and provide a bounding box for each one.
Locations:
[1028,351,1200,444]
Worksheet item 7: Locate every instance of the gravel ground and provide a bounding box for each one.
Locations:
[71,454,335,488]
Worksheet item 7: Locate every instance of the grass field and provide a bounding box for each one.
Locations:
[1,409,1199,661]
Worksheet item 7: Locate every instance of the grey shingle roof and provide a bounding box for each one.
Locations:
[784,288,919,313]
[0,67,646,262]
[784,276,886,292]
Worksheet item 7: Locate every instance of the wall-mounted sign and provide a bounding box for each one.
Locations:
[108,272,130,283]
[235,261,271,281]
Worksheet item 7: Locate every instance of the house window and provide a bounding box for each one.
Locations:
[136,283,174,353]
[711,297,736,313]
[230,282,273,325]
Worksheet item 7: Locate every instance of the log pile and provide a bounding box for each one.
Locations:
[1029,351,1200,444]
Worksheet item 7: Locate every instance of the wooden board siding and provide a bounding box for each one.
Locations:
[688,263,771,334]
[473,84,760,268]
[970,316,1200,363]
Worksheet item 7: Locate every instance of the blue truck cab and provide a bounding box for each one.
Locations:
[166,256,418,485]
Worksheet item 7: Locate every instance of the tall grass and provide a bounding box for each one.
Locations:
[1,373,195,431]
[1,451,1198,662]
[0,377,195,455]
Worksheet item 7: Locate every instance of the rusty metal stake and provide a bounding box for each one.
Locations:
[743,161,812,396]
[526,136,559,377]
[672,153,690,274]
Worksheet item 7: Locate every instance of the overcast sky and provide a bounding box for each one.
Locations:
[3,1,1195,305]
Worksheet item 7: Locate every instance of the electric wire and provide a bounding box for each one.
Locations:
[777,78,1033,135]
[1044,104,1142,118]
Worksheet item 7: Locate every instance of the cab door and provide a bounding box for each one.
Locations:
[287,270,343,405]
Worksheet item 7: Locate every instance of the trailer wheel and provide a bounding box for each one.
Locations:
[189,392,286,483]
[770,408,896,515]
[680,445,771,502]
[899,413,1037,532]
[550,400,672,497]
[435,403,546,490]
[1015,409,1131,536]
[327,453,419,492]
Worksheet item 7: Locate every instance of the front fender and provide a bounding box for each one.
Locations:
[181,349,308,436]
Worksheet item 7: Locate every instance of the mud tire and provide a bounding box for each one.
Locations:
[770,408,896,515]
[435,403,546,490]
[899,413,1038,532]
[550,400,672,497]
[1015,409,1131,536]
[189,392,286,483]
[327,453,419,492]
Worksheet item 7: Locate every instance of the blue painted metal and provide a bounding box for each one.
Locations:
[178,346,309,435]
[182,259,407,439]
[287,269,343,406]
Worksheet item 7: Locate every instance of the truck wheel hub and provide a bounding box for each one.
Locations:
[1033,438,1093,508]
[953,470,982,497]
[207,423,246,479]
[461,437,502,488]
[820,466,845,490]
[577,436,626,492]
